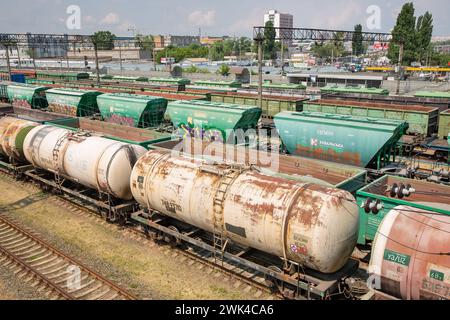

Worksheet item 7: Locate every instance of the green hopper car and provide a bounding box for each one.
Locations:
[274,111,408,169]
[97,93,168,128]
[303,99,439,136]
[356,175,450,245]
[6,83,49,109]
[249,83,307,90]
[166,100,262,143]
[45,88,103,117]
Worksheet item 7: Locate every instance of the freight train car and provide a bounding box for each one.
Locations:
[320,85,389,95]
[6,83,49,109]
[192,80,242,88]
[356,175,450,245]
[210,92,308,118]
[45,88,103,117]
[36,71,90,82]
[166,100,262,143]
[303,99,438,137]
[274,111,408,169]
[96,93,168,128]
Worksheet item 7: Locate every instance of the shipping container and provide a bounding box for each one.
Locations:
[210,92,308,117]
[150,138,367,193]
[303,99,439,136]
[274,111,408,168]
[45,117,172,148]
[97,93,168,128]
[45,88,103,117]
[10,74,26,83]
[438,109,450,139]
[356,175,450,245]
[320,85,389,95]
[166,100,262,143]
[6,83,49,109]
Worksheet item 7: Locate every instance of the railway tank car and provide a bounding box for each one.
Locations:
[23,125,147,200]
[130,149,360,274]
[0,116,37,162]
[369,205,450,300]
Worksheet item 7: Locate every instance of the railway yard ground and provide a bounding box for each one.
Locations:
[0,172,269,300]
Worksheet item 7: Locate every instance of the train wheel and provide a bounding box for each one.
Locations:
[166,225,182,247]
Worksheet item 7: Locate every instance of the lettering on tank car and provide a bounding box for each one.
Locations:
[383,249,411,266]
[225,223,246,238]
[290,234,309,255]
[421,279,450,298]
[162,199,182,214]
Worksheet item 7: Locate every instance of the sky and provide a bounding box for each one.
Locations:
[0,0,449,37]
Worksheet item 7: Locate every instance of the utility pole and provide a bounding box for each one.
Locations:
[395,43,404,95]
[257,38,263,110]
[5,45,12,81]
[93,42,100,86]
[16,46,22,69]
[31,47,37,74]
[119,44,123,74]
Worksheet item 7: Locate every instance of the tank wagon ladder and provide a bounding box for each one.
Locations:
[201,164,246,266]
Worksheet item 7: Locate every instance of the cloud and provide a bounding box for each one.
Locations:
[187,10,216,27]
[229,8,264,34]
[99,13,120,25]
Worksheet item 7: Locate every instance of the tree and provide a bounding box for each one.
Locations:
[135,34,155,59]
[217,64,230,76]
[92,31,116,50]
[416,12,433,62]
[263,21,277,60]
[388,3,417,65]
[352,24,364,56]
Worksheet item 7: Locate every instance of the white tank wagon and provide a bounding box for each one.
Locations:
[130,150,359,273]
[0,116,37,162]
[23,125,147,200]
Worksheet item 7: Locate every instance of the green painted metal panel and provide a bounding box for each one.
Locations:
[0,82,8,100]
[274,111,408,168]
[111,76,148,82]
[414,91,450,99]
[45,88,103,117]
[249,83,306,90]
[6,84,49,109]
[97,93,168,128]
[438,110,450,139]
[148,77,191,85]
[356,175,450,245]
[320,85,389,95]
[166,100,262,142]
[303,100,438,136]
[193,80,242,88]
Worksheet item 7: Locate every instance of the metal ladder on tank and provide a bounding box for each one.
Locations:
[52,131,90,187]
[212,168,240,266]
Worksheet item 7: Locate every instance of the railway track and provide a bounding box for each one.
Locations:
[0,212,137,300]
[0,171,279,300]
[51,196,281,300]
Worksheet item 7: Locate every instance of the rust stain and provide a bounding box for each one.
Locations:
[295,144,362,167]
